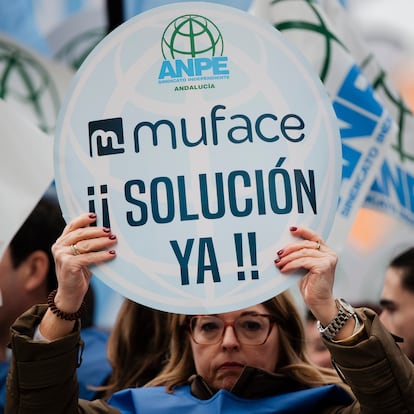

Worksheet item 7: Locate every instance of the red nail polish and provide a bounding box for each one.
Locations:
[109,234,116,240]
[103,227,111,233]
[89,213,97,219]
[274,258,281,264]
[289,226,297,231]
[108,250,116,255]
[277,249,284,256]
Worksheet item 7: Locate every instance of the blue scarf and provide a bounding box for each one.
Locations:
[0,361,10,413]
[108,383,352,413]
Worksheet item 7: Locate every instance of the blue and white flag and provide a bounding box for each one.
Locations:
[0,99,54,263]
[254,0,414,302]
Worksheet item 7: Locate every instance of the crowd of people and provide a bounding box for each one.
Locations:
[1,1,414,414]
[1,214,413,413]
[2,186,413,414]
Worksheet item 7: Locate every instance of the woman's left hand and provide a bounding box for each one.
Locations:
[274,226,338,326]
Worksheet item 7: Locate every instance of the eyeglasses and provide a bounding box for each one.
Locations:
[189,313,276,346]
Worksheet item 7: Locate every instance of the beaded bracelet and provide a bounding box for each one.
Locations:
[47,289,85,321]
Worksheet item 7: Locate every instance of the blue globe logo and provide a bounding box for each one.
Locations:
[161,14,224,60]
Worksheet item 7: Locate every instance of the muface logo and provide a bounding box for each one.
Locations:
[158,14,229,83]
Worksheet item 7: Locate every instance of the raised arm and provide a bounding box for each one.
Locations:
[6,213,118,414]
[40,213,117,340]
[274,226,356,341]
[275,226,414,413]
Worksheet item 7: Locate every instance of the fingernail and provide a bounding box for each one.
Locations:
[109,234,116,240]
[108,250,116,255]
[89,213,97,219]
[277,249,284,256]
[274,258,281,264]
[289,226,297,231]
[103,227,111,233]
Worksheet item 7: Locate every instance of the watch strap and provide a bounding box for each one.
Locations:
[316,299,356,340]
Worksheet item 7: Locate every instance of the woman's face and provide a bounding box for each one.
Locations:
[189,304,280,391]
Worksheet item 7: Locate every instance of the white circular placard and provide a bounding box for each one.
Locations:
[54,2,341,314]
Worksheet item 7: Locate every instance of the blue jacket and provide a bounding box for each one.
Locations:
[0,362,8,414]
[76,327,111,400]
[108,384,352,413]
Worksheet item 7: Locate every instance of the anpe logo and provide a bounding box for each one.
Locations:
[158,14,230,83]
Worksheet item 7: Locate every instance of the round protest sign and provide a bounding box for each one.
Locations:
[54,2,341,314]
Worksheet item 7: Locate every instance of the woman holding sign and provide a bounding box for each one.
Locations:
[5,213,414,413]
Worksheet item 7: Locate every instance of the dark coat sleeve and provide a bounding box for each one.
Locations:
[324,308,414,414]
[5,305,119,414]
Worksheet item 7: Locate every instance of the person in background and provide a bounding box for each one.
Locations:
[379,247,414,362]
[5,219,414,413]
[0,196,111,413]
[304,309,333,369]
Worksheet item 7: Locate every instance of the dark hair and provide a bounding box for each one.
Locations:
[389,247,414,293]
[100,300,172,398]
[8,194,95,327]
[9,196,66,292]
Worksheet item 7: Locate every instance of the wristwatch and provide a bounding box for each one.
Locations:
[316,298,358,340]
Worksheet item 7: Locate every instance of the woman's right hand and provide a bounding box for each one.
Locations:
[40,213,117,340]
